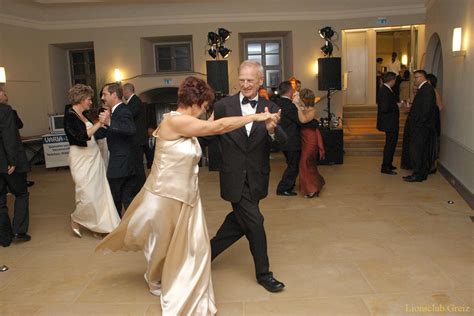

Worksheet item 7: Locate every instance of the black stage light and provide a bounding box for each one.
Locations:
[219,46,231,58]
[218,28,231,42]
[208,47,217,59]
[320,41,333,56]
[319,26,335,40]
[208,32,219,45]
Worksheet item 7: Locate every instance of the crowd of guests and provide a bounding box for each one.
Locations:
[377,62,444,182]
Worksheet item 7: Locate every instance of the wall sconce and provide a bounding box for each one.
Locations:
[313,60,319,76]
[401,54,408,66]
[452,27,466,56]
[114,68,123,82]
[0,67,6,84]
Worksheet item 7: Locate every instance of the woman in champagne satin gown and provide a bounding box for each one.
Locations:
[96,76,278,316]
[64,84,120,237]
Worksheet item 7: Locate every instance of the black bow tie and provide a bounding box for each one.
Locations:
[242,97,258,108]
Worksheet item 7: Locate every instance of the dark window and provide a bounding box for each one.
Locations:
[69,49,96,91]
[244,40,282,89]
[154,43,192,72]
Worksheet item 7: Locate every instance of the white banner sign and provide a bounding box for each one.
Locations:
[42,133,70,168]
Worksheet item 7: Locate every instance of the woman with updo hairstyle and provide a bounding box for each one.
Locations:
[292,88,326,198]
[64,84,120,238]
[97,76,277,315]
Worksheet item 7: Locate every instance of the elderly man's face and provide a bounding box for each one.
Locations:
[239,66,262,99]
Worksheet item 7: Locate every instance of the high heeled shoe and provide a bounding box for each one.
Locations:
[304,192,319,198]
[71,220,81,238]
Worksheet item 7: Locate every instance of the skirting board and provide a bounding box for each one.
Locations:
[438,163,474,210]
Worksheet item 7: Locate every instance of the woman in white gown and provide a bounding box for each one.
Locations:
[64,84,120,237]
[96,76,279,315]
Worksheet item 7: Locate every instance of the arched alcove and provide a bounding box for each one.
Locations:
[425,33,443,94]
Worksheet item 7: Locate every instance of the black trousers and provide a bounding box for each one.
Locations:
[409,127,430,178]
[382,130,399,169]
[211,181,272,280]
[108,176,135,217]
[276,150,301,193]
[130,145,146,197]
[144,144,155,169]
[0,172,29,245]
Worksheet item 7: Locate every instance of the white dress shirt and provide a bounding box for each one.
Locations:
[239,92,258,136]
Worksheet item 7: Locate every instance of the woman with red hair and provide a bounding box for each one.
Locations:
[97,76,276,315]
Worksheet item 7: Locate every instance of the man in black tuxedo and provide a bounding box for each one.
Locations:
[205,60,287,293]
[123,83,147,196]
[376,72,399,175]
[403,70,436,182]
[276,81,301,196]
[0,102,31,247]
[98,83,136,216]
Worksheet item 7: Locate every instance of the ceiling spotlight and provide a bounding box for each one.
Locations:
[218,28,231,42]
[208,47,217,59]
[208,32,219,45]
[219,46,231,58]
[319,26,335,40]
[320,41,333,56]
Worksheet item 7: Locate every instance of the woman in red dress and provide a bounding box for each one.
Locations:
[292,88,325,198]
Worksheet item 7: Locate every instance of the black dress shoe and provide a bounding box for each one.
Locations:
[14,233,31,242]
[390,165,397,170]
[258,276,285,292]
[276,191,297,196]
[27,181,35,187]
[381,169,397,175]
[403,175,424,182]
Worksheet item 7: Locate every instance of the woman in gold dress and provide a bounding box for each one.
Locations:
[96,76,277,315]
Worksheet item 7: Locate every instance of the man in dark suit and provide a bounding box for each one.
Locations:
[204,60,287,293]
[276,81,301,196]
[98,83,136,216]
[376,72,399,175]
[123,83,147,196]
[0,102,31,247]
[403,70,437,182]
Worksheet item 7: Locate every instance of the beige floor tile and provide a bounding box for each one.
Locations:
[433,255,474,290]
[75,267,157,304]
[0,268,96,303]
[35,303,149,316]
[0,303,42,316]
[356,256,454,293]
[244,297,370,316]
[362,292,467,316]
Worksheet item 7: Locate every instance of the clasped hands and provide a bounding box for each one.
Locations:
[98,109,111,126]
[263,107,281,134]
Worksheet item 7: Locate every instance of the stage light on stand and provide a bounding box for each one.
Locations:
[218,28,231,42]
[219,46,231,58]
[319,26,335,40]
[208,47,217,59]
[208,32,219,45]
[320,41,333,56]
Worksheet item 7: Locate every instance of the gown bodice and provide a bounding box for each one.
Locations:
[144,111,202,206]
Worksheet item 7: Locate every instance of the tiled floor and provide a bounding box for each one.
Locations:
[1,155,473,315]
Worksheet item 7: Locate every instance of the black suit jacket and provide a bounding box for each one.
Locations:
[276,97,301,151]
[0,104,29,174]
[409,82,436,131]
[127,95,148,146]
[210,94,287,203]
[97,103,136,179]
[377,85,400,132]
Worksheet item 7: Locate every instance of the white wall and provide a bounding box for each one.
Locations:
[425,0,474,193]
[1,13,424,137]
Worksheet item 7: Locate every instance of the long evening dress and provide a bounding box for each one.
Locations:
[299,121,326,196]
[69,121,120,233]
[96,112,216,316]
